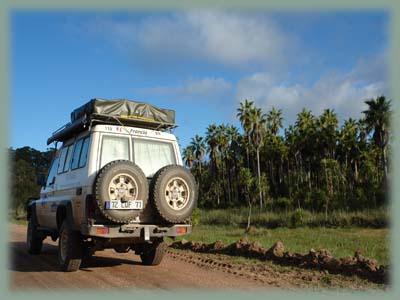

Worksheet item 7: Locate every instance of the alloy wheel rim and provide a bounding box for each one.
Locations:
[164,177,190,211]
[108,173,139,201]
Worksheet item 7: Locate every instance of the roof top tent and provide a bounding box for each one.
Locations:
[47,98,177,145]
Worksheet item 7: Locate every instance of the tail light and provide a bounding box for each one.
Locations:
[176,227,187,234]
[96,227,109,234]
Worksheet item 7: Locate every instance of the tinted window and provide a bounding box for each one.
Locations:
[46,157,59,187]
[101,135,129,168]
[71,138,83,170]
[133,139,175,177]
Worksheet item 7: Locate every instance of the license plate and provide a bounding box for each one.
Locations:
[105,200,143,210]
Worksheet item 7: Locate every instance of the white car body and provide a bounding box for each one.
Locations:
[35,124,183,230]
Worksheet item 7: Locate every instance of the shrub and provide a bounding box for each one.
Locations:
[191,208,200,226]
[194,207,388,228]
[290,208,312,227]
[274,197,292,211]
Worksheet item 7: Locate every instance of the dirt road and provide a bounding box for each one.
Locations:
[9,224,266,291]
[9,223,383,291]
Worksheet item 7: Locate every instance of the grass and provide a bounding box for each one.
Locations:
[193,207,389,228]
[10,207,389,265]
[8,211,27,225]
[176,225,390,265]
[10,218,28,225]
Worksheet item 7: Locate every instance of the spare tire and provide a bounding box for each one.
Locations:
[94,160,148,223]
[150,165,198,223]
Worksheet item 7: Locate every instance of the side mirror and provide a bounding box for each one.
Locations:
[37,174,46,187]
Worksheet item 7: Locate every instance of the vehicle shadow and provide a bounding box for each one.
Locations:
[9,242,142,273]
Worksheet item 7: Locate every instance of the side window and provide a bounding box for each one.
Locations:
[79,137,90,168]
[46,157,60,187]
[71,136,90,170]
[71,139,83,170]
[57,147,68,174]
[63,144,74,172]
[101,135,130,168]
[57,144,74,174]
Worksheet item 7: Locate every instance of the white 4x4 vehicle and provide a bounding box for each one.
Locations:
[26,99,197,271]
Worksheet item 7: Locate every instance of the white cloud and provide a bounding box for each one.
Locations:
[81,13,388,125]
[235,55,388,124]
[86,11,290,68]
[136,77,232,102]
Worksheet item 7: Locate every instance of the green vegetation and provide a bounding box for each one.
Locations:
[9,95,392,239]
[9,146,55,218]
[193,208,388,228]
[184,96,391,228]
[184,208,390,264]
[176,225,389,265]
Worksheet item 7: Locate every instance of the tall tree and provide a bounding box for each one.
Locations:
[237,100,254,168]
[190,135,206,175]
[249,107,266,209]
[363,96,391,180]
[318,109,339,160]
[266,106,283,136]
[182,145,195,168]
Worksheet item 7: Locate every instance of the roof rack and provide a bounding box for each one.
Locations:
[47,99,177,145]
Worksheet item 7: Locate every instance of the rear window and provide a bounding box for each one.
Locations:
[133,139,175,177]
[100,135,130,168]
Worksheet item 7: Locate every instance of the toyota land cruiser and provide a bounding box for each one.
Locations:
[26,99,197,271]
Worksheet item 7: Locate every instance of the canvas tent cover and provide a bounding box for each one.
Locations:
[47,98,176,145]
[71,98,175,125]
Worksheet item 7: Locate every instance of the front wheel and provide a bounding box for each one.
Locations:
[27,217,43,255]
[58,221,83,272]
[140,240,167,266]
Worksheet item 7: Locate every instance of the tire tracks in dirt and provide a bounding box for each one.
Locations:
[9,224,266,290]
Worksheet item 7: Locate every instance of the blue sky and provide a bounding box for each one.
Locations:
[11,10,389,151]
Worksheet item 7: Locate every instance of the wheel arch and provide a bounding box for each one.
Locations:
[26,200,38,225]
[56,201,74,230]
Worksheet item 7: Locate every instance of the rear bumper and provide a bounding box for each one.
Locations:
[81,223,192,240]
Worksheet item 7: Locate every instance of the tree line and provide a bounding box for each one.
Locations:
[9,146,55,214]
[9,95,391,223]
[183,95,391,220]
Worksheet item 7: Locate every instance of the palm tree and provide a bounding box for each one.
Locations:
[294,109,317,195]
[362,95,391,179]
[249,107,266,209]
[225,125,241,204]
[266,106,283,136]
[318,109,339,159]
[216,124,230,205]
[237,100,254,168]
[339,118,358,170]
[190,135,206,175]
[338,118,359,207]
[205,123,218,174]
[182,146,195,168]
